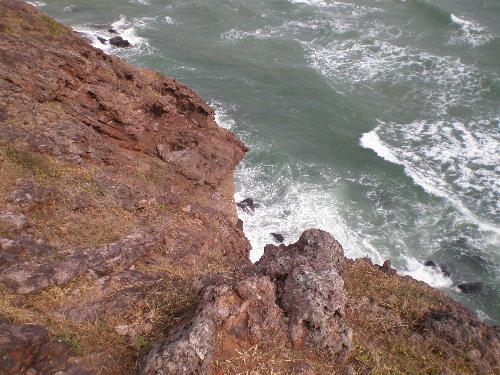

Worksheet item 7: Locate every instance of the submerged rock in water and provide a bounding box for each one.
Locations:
[109,36,131,48]
[424,260,438,268]
[425,260,451,277]
[271,232,285,243]
[440,264,451,277]
[458,282,483,295]
[237,197,258,213]
[97,36,107,44]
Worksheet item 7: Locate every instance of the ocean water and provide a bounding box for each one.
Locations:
[37,0,499,324]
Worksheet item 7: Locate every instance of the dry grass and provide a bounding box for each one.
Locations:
[343,260,477,374]
[214,338,295,375]
[0,265,201,371]
[0,143,136,248]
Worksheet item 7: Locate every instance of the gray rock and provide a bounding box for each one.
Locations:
[237,198,258,213]
[0,232,156,294]
[109,36,131,48]
[9,181,56,209]
[271,232,285,243]
[0,321,93,375]
[424,260,437,268]
[457,282,483,294]
[0,210,28,230]
[0,235,53,268]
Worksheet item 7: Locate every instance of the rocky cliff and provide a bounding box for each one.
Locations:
[0,1,498,374]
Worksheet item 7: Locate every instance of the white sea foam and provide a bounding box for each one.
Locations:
[307,39,487,115]
[289,0,329,7]
[360,122,500,236]
[235,161,384,262]
[212,101,236,130]
[129,0,150,5]
[73,15,153,58]
[162,16,176,25]
[221,1,379,42]
[401,256,453,288]
[449,14,493,47]
[26,1,45,7]
[215,101,475,290]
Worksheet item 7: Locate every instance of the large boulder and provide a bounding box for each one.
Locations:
[141,229,352,374]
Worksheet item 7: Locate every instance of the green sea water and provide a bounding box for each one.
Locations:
[37,0,500,324]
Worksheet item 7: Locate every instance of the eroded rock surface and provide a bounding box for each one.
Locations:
[0,232,156,294]
[141,230,352,374]
[0,1,249,373]
[0,321,98,375]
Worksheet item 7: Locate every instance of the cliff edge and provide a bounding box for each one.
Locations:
[0,1,499,374]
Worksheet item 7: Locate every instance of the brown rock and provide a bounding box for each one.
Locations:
[380,260,397,275]
[141,230,352,374]
[0,321,93,375]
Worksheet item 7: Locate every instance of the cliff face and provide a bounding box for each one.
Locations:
[0,1,498,374]
[0,0,250,372]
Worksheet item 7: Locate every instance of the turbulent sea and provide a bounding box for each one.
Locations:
[38,0,500,324]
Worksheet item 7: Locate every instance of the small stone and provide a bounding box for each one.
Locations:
[182,205,192,213]
[88,269,98,279]
[25,369,38,375]
[467,348,482,361]
[136,199,148,209]
[344,365,356,375]
[123,201,137,212]
[237,198,258,213]
[0,211,28,230]
[380,260,396,275]
[9,181,56,208]
[440,264,451,277]
[0,238,15,250]
[115,325,129,336]
[156,143,168,162]
[424,260,437,268]
[143,322,154,334]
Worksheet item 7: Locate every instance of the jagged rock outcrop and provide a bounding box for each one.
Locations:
[141,230,352,374]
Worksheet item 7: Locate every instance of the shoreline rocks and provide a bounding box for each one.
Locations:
[237,197,258,213]
[458,282,483,295]
[270,232,285,243]
[109,36,131,48]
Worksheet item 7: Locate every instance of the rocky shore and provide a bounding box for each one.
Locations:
[0,1,498,374]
